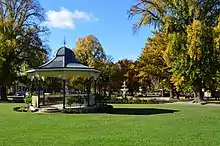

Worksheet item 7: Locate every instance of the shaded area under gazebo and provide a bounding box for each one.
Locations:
[27,45,100,109]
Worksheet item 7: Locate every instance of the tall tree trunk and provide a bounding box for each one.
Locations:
[198,89,204,102]
[193,80,204,103]
[104,85,107,97]
[193,91,197,103]
[170,88,174,99]
[131,89,134,96]
[176,91,180,100]
[98,84,101,94]
[169,83,175,99]
[194,89,203,103]
[0,86,7,101]
[161,87,164,97]
[109,90,112,100]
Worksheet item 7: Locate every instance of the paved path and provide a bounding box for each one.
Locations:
[165,101,220,106]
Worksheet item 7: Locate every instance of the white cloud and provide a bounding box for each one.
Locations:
[72,10,90,21]
[44,7,99,29]
[90,14,99,22]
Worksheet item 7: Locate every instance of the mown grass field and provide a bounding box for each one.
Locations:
[0,103,220,146]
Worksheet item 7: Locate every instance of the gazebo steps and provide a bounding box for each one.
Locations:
[38,107,61,113]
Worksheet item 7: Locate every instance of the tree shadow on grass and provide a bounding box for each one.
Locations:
[108,108,179,115]
[205,101,220,104]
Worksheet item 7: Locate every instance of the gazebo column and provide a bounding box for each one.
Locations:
[86,78,91,107]
[62,79,66,109]
[37,78,41,108]
[42,78,45,106]
[43,88,45,106]
[94,79,97,104]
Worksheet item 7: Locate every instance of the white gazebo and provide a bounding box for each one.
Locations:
[26,45,100,109]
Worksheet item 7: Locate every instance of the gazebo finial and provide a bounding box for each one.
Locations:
[64,36,66,47]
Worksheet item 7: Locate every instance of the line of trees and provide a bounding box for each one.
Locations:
[0,0,49,100]
[0,0,219,104]
[70,0,220,103]
[72,35,142,97]
[128,0,220,102]
[71,35,152,97]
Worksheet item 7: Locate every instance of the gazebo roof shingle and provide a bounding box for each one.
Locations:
[37,46,91,69]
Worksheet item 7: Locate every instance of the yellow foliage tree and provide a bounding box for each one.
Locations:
[187,20,203,61]
[138,31,176,97]
[74,35,106,68]
[213,17,220,50]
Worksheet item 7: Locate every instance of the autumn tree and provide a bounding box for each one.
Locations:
[96,56,115,96]
[115,59,132,85]
[208,17,220,97]
[138,31,175,98]
[129,0,220,103]
[67,77,85,93]
[74,35,106,68]
[0,0,49,100]
[107,60,124,95]
[73,35,109,97]
[125,60,141,96]
[113,59,140,96]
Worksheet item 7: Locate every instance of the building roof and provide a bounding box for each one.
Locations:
[37,46,90,69]
[27,46,100,79]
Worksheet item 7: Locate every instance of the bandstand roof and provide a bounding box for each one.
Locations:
[27,46,100,79]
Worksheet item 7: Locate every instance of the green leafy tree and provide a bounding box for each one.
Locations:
[125,61,140,96]
[208,17,220,97]
[44,77,62,94]
[113,59,140,96]
[96,57,114,96]
[0,0,49,100]
[129,0,220,102]
[115,59,132,88]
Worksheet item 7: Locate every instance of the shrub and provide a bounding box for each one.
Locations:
[76,95,84,105]
[66,96,74,108]
[24,94,32,107]
[95,94,106,104]
[147,99,163,104]
[135,98,142,104]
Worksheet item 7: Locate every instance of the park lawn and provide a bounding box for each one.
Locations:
[0,104,220,146]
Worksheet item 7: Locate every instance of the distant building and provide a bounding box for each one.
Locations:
[8,83,29,95]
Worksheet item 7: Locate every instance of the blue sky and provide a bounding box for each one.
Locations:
[39,0,153,61]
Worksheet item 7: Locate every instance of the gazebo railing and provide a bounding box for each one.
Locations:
[37,93,96,107]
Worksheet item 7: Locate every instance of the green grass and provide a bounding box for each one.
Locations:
[1,103,220,146]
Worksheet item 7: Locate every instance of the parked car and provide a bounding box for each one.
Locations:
[15,91,30,96]
[61,89,79,94]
